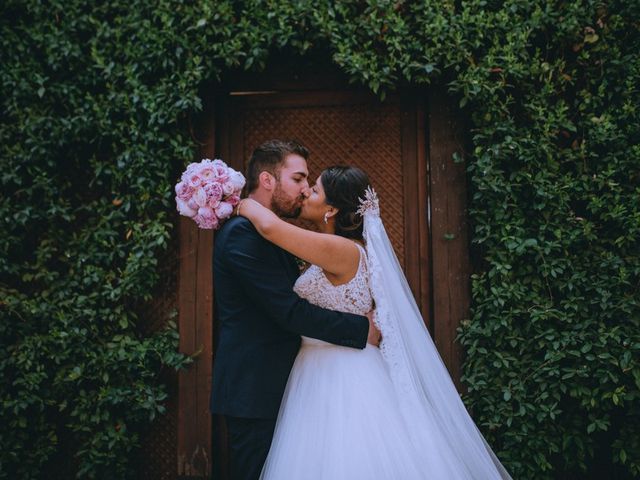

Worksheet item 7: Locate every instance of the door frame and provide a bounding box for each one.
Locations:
[176,75,470,478]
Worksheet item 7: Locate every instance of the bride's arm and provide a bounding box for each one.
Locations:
[237,198,359,277]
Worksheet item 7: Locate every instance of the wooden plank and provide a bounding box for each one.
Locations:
[177,97,216,478]
[229,102,245,172]
[214,94,229,165]
[211,97,233,480]
[211,94,238,480]
[428,86,469,389]
[200,93,217,159]
[400,91,432,329]
[177,216,201,476]
[400,95,421,308]
[194,227,213,475]
[231,90,397,110]
[416,98,433,332]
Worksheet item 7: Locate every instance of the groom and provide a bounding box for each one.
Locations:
[211,139,379,480]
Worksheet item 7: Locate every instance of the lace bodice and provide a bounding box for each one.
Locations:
[294,243,372,346]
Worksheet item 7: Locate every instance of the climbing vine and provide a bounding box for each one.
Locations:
[1,1,638,478]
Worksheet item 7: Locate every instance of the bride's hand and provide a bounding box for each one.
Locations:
[366,310,382,347]
[236,198,280,236]
[236,198,259,218]
[235,198,246,217]
[235,199,246,217]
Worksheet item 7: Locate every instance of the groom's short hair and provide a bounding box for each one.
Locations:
[246,139,309,193]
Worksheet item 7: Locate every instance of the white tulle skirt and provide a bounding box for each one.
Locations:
[259,340,462,479]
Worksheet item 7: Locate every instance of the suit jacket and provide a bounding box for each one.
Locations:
[210,216,369,419]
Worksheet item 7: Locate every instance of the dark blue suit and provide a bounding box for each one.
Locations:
[211,216,368,479]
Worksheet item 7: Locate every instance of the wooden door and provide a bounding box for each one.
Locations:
[216,90,431,318]
[177,84,470,479]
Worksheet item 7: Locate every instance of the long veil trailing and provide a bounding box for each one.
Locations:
[358,187,512,480]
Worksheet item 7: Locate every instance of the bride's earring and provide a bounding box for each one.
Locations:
[323,212,329,224]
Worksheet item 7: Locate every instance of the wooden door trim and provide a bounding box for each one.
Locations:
[416,99,433,332]
[400,95,421,307]
[177,100,215,478]
[427,86,470,387]
[226,90,398,109]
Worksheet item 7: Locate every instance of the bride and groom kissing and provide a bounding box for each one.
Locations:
[210,139,511,479]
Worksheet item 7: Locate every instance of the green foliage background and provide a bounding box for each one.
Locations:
[1,0,638,478]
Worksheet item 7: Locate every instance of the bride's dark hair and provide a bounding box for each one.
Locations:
[321,165,371,240]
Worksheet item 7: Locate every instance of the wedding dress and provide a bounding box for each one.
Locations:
[260,189,511,480]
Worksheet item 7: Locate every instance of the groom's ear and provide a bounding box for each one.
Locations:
[258,171,275,191]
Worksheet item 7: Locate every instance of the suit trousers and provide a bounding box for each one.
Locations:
[225,416,277,480]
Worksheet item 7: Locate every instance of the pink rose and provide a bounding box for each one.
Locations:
[204,182,223,208]
[187,173,202,188]
[195,213,219,229]
[222,180,235,196]
[212,159,227,170]
[176,197,197,217]
[198,206,215,219]
[175,181,192,201]
[226,194,241,206]
[187,198,198,211]
[228,170,246,190]
[212,160,229,182]
[193,187,207,207]
[199,165,217,181]
[215,201,234,219]
[184,162,200,175]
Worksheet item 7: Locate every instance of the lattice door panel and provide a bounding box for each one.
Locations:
[135,229,179,480]
[236,99,405,266]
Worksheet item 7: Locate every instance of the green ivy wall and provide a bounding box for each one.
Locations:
[1,1,638,478]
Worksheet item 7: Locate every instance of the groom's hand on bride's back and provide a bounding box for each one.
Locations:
[366,310,382,347]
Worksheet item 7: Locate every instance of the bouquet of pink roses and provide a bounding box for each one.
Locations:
[175,159,245,229]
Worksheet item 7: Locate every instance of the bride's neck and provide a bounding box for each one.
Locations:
[314,221,335,235]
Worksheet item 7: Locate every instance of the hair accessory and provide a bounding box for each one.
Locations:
[356,186,380,217]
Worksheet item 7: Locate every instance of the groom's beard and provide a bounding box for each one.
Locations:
[271,184,303,219]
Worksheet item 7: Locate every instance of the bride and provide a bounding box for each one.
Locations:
[236,165,511,479]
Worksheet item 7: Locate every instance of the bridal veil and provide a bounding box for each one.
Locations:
[359,187,512,480]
